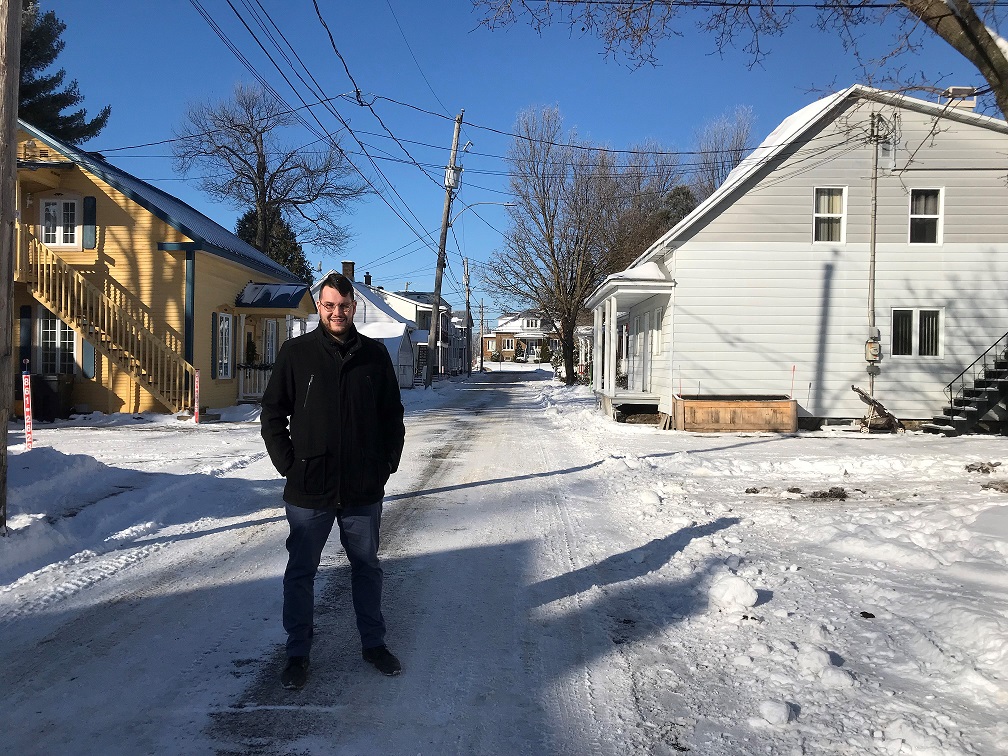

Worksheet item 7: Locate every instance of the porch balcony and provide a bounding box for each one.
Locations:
[237,363,273,403]
[585,262,675,414]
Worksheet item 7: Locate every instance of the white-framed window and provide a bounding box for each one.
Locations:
[264,319,278,364]
[485,338,495,352]
[502,338,515,351]
[39,307,75,375]
[216,312,234,379]
[41,197,79,247]
[813,187,846,243]
[653,306,663,354]
[524,317,540,329]
[891,308,942,357]
[909,189,942,244]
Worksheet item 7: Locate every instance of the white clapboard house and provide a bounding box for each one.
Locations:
[587,85,1008,433]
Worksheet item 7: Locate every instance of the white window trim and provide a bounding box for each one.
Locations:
[908,188,943,246]
[217,312,234,379]
[890,307,944,359]
[37,306,77,375]
[502,337,514,351]
[40,195,82,249]
[265,319,278,364]
[812,187,847,244]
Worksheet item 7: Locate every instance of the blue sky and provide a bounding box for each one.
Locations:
[44,0,980,318]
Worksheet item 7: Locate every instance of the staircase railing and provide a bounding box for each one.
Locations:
[944,329,1008,408]
[15,224,196,413]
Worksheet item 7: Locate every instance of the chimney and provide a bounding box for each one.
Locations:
[341,260,355,280]
[364,271,372,286]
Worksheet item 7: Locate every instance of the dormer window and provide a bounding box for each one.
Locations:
[523,318,540,330]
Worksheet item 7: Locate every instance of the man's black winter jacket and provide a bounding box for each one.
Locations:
[260,325,405,508]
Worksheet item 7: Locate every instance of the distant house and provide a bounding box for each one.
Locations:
[587,85,1008,433]
[449,310,474,375]
[373,287,454,379]
[482,310,559,364]
[14,120,314,418]
[308,263,417,388]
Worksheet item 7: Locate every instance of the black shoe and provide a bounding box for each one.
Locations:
[362,645,401,676]
[281,656,310,690]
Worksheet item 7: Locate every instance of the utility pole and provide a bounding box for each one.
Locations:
[1,0,23,535]
[425,110,463,388]
[463,258,471,377]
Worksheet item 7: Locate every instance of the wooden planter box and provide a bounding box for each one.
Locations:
[666,395,797,433]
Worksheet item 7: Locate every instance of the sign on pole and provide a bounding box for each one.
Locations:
[194,369,200,424]
[21,371,33,451]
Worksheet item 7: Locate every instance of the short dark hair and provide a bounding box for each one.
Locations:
[319,272,355,300]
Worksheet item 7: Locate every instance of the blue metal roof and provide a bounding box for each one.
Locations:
[18,120,302,284]
[236,282,310,309]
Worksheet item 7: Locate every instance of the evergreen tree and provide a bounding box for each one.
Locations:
[19,2,111,144]
[236,208,314,283]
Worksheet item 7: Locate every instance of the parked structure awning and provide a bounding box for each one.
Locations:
[236,282,310,309]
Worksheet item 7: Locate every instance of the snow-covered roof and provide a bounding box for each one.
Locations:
[311,272,417,329]
[358,321,410,340]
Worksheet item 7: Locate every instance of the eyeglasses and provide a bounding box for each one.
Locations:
[319,301,353,313]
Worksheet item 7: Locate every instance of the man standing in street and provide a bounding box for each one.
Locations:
[261,272,405,690]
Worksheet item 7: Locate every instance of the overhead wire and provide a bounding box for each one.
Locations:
[189,0,443,257]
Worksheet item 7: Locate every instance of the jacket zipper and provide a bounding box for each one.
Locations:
[304,374,314,408]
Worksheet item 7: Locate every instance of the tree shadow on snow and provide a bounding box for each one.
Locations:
[529,517,741,608]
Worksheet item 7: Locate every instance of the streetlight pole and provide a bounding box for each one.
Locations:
[425,110,464,389]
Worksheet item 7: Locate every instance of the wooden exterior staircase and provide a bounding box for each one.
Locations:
[15,225,196,414]
[922,330,1008,436]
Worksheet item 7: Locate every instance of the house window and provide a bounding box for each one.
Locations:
[524,318,540,329]
[41,198,79,247]
[813,188,845,243]
[909,189,941,244]
[502,338,514,351]
[486,338,495,352]
[418,311,431,331]
[216,312,234,379]
[892,308,942,357]
[264,319,278,364]
[39,308,75,375]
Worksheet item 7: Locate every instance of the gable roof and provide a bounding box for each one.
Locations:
[310,271,417,328]
[633,84,1008,269]
[387,290,453,310]
[18,120,302,283]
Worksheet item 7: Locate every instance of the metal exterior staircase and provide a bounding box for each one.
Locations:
[15,226,196,414]
[922,331,1008,436]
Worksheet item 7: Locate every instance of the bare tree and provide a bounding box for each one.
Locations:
[173,83,366,257]
[690,104,754,202]
[474,1,1008,119]
[602,139,694,274]
[479,107,615,384]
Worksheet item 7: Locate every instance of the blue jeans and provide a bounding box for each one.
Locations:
[283,502,385,658]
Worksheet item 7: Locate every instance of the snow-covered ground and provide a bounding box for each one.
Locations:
[2,365,1006,755]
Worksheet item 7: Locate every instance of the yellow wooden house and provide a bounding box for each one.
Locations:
[14,120,315,418]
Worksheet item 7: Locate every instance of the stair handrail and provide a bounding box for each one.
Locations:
[16,224,196,413]
[944,329,1008,408]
